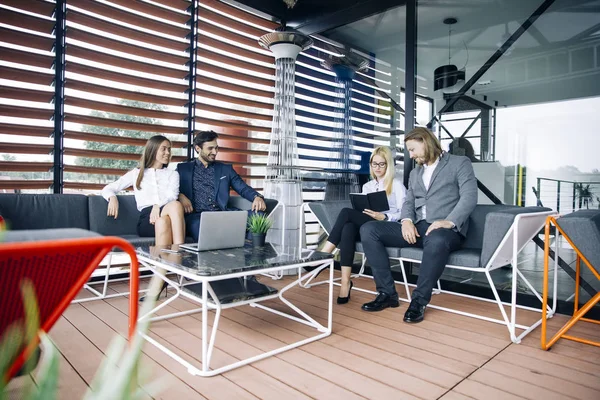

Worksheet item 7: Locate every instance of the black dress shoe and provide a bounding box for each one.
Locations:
[403,299,426,323]
[140,281,168,302]
[361,292,400,312]
[337,281,353,304]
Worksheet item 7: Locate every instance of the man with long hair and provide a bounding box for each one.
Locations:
[360,127,477,322]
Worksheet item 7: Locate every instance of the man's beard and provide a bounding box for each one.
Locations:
[201,152,215,164]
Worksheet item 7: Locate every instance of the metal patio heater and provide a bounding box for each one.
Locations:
[259,29,313,247]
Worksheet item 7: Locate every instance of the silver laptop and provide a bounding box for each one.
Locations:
[180,210,248,252]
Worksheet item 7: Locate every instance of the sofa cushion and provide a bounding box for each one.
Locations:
[308,201,352,234]
[227,196,279,216]
[88,195,140,236]
[119,235,155,247]
[462,205,514,250]
[556,210,600,274]
[0,194,89,230]
[447,249,482,268]
[479,206,552,268]
[117,235,196,248]
[401,247,481,268]
[355,242,402,258]
[3,228,100,243]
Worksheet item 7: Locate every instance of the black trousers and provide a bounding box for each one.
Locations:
[360,220,462,305]
[328,208,373,266]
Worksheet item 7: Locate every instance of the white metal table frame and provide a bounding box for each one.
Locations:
[136,251,334,377]
[74,253,151,303]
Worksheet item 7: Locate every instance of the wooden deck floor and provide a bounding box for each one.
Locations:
[7,274,600,400]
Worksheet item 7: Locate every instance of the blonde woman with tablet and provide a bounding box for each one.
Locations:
[321,146,406,304]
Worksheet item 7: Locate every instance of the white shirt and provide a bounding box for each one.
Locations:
[421,157,440,219]
[101,168,180,211]
[362,178,407,222]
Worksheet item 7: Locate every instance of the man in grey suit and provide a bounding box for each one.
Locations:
[360,127,477,322]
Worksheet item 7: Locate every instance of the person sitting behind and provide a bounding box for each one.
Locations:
[448,137,479,162]
[101,135,185,246]
[321,146,407,304]
[177,130,266,242]
[359,127,477,321]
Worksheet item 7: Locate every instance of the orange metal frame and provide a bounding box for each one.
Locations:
[541,216,600,350]
[1,236,139,382]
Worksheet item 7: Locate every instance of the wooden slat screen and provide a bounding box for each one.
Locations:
[0,1,57,192]
[194,0,276,191]
[296,38,394,188]
[62,0,192,190]
[0,0,394,210]
[297,40,397,246]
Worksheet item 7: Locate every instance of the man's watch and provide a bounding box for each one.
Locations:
[254,194,264,200]
[383,214,389,221]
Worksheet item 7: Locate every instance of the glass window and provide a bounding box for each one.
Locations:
[416,0,600,302]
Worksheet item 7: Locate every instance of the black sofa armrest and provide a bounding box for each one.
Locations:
[88,195,140,236]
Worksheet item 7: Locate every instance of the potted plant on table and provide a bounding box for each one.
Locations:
[247,213,272,247]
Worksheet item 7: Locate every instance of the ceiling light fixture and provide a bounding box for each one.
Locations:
[434,17,466,92]
[282,0,298,8]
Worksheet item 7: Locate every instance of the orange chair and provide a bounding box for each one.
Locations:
[542,213,600,350]
[0,237,139,383]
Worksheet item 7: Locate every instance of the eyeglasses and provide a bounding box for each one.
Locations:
[370,162,387,169]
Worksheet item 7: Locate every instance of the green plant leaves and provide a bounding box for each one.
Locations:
[1,277,164,400]
[247,214,272,234]
[0,280,59,400]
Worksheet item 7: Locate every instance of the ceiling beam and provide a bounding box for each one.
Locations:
[562,5,600,13]
[569,21,600,42]
[434,0,556,119]
[223,0,285,22]
[527,25,550,46]
[292,0,407,35]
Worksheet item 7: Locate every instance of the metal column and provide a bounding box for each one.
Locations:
[52,0,66,193]
[186,1,198,160]
[403,0,417,187]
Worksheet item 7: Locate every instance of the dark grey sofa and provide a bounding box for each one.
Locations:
[307,200,556,342]
[0,194,278,245]
[308,201,551,269]
[0,194,157,245]
[0,193,279,304]
[555,210,600,274]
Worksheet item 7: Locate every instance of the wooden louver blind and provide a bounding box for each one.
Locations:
[61,0,192,191]
[0,0,379,199]
[0,1,57,191]
[193,0,277,190]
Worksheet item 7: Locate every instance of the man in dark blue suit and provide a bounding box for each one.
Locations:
[177,130,266,241]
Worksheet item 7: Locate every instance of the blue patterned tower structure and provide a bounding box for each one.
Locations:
[322,53,369,200]
[259,30,313,247]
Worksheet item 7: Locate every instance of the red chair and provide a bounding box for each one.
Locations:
[0,237,139,383]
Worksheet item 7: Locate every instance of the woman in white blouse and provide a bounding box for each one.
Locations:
[321,146,406,304]
[101,135,185,246]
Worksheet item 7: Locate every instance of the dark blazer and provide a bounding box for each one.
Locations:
[176,161,260,211]
[400,152,477,236]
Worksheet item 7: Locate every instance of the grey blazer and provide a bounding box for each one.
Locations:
[400,152,477,236]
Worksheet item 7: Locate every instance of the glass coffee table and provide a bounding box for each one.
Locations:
[135,242,334,377]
